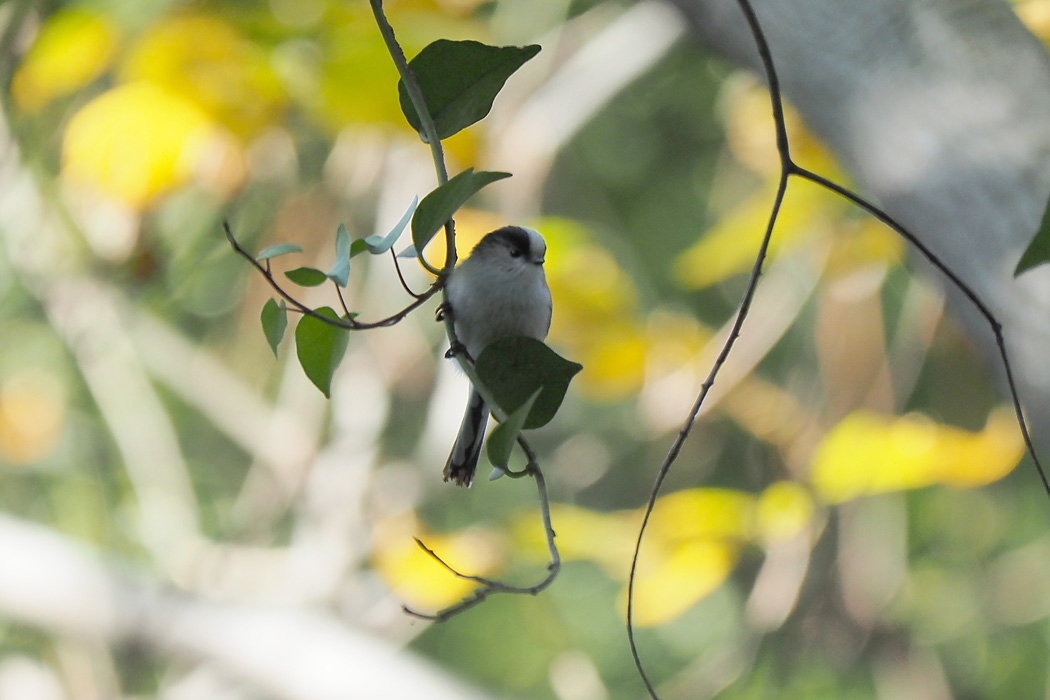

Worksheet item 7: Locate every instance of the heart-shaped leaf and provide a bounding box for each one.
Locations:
[399,40,541,141]
[260,298,287,358]
[412,168,511,253]
[295,307,350,398]
[475,337,582,429]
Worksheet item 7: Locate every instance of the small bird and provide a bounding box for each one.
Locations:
[442,226,553,486]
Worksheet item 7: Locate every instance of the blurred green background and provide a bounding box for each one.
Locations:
[1,0,1050,698]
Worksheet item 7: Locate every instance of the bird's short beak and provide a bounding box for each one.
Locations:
[534,258,545,266]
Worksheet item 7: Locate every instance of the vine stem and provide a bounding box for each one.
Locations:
[367,0,457,274]
[366,0,561,619]
[625,0,1049,697]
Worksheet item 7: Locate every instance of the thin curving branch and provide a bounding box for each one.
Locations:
[223,221,442,330]
[402,459,560,621]
[366,0,561,619]
[625,0,1050,696]
[791,165,1050,496]
[391,247,426,300]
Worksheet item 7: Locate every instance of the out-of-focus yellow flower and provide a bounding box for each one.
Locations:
[0,370,65,465]
[371,514,503,611]
[120,14,285,138]
[62,82,239,208]
[12,7,120,112]
[810,409,1024,503]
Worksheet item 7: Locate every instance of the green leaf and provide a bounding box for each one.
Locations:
[486,387,542,470]
[364,196,418,254]
[326,223,351,287]
[399,40,541,141]
[412,168,511,253]
[1016,193,1050,276]
[285,267,328,287]
[256,243,303,261]
[350,239,369,259]
[475,337,582,429]
[260,298,287,358]
[295,307,350,398]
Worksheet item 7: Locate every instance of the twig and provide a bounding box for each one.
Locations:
[391,248,425,299]
[223,221,441,330]
[402,460,560,621]
[334,281,353,318]
[367,0,458,274]
[790,166,1050,496]
[625,0,1050,697]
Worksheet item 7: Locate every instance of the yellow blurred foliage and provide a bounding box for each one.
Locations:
[120,14,285,138]
[825,217,905,275]
[0,370,65,465]
[680,78,903,290]
[516,504,639,577]
[756,481,815,542]
[810,409,1024,503]
[512,482,816,625]
[12,7,120,112]
[674,182,837,289]
[371,514,503,611]
[647,487,756,544]
[721,76,839,178]
[1016,0,1050,40]
[62,82,234,208]
[625,539,738,627]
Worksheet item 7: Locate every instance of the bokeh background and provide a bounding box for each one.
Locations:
[2,0,1050,698]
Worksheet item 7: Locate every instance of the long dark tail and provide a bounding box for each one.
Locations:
[443,387,488,486]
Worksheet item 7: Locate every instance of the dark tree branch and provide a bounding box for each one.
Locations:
[625,0,1050,697]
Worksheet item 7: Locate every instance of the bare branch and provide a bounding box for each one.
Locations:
[626,0,1050,696]
[402,461,560,622]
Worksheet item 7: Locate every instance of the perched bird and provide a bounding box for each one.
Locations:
[441,226,553,486]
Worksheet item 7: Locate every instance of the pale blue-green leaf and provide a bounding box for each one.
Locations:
[365,197,418,254]
[256,243,303,261]
[326,223,351,287]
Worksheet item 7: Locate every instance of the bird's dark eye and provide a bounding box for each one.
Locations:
[509,248,523,258]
